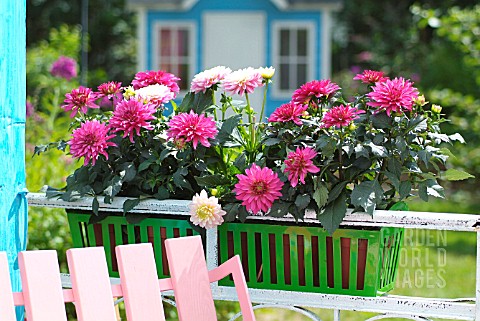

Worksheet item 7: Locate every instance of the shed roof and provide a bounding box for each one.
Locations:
[126,0,342,11]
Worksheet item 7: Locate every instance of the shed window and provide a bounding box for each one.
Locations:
[154,22,195,90]
[273,22,315,96]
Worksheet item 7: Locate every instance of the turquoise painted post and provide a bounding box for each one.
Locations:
[0,1,28,320]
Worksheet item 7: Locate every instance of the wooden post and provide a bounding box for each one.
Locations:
[0,1,28,320]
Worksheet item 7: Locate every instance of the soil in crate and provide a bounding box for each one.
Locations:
[217,221,403,297]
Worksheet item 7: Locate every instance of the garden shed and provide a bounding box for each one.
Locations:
[127,0,342,115]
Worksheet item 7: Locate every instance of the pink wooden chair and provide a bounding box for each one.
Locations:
[0,235,256,321]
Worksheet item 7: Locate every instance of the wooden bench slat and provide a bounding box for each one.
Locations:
[18,250,67,321]
[66,247,117,321]
[116,243,166,321]
[165,235,218,321]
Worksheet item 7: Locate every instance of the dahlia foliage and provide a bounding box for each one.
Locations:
[38,66,472,233]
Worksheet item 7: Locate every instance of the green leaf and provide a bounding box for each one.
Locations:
[444,168,474,181]
[399,181,412,199]
[389,201,409,211]
[264,138,281,146]
[154,186,170,200]
[92,197,100,216]
[233,152,247,171]
[159,149,175,161]
[295,194,311,210]
[371,112,392,129]
[223,203,240,222]
[328,181,348,204]
[178,90,214,114]
[88,211,109,225]
[418,182,429,202]
[220,114,242,135]
[217,114,242,143]
[407,116,427,132]
[123,198,141,214]
[269,201,290,218]
[313,182,329,209]
[138,160,153,172]
[173,169,193,190]
[123,164,137,182]
[317,192,347,235]
[426,180,445,199]
[238,206,249,222]
[125,213,149,224]
[448,133,465,143]
[195,175,231,187]
[350,180,383,215]
[45,186,63,199]
[384,171,400,190]
[368,142,388,157]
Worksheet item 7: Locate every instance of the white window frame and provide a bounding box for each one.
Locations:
[271,21,316,99]
[152,21,196,94]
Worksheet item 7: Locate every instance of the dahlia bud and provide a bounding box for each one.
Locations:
[415,95,428,106]
[211,188,218,196]
[348,123,357,131]
[431,104,442,114]
[173,137,186,150]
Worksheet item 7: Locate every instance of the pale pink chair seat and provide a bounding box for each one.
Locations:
[0,235,256,321]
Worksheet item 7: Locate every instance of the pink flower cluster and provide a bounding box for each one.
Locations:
[321,104,365,129]
[69,120,116,166]
[131,70,180,94]
[167,110,218,149]
[190,66,276,96]
[50,56,77,81]
[63,69,181,166]
[234,164,283,214]
[367,77,419,116]
[292,79,341,105]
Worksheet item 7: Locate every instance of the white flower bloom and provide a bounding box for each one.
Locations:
[258,66,275,79]
[189,190,226,229]
[190,66,232,93]
[135,84,175,106]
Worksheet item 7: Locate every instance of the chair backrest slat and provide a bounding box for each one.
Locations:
[165,235,217,321]
[116,243,166,321]
[18,250,67,321]
[66,247,117,321]
[0,252,17,321]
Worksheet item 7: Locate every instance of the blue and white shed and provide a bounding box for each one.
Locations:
[127,0,342,115]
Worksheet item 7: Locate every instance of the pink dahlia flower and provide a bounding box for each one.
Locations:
[222,67,264,96]
[167,110,218,149]
[69,120,116,166]
[268,102,308,126]
[131,70,180,95]
[284,147,320,187]
[135,84,175,107]
[190,66,232,93]
[322,104,365,129]
[62,86,99,118]
[189,190,226,229]
[292,80,340,105]
[109,99,157,143]
[234,164,284,214]
[353,70,388,84]
[50,56,77,80]
[367,77,419,116]
[97,81,122,99]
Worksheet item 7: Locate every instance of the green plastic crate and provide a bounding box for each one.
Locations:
[218,222,403,296]
[67,212,199,278]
